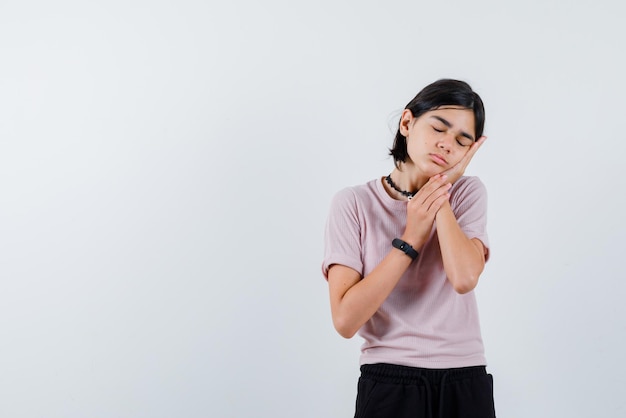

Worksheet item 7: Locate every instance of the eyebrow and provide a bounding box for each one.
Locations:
[430,115,475,142]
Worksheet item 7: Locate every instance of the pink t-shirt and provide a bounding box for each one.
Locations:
[322,176,490,369]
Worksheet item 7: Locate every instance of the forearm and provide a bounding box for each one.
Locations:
[330,250,413,338]
[435,201,485,293]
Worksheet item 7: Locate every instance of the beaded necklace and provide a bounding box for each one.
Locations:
[385,174,417,200]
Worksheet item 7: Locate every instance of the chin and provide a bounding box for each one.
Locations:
[417,162,446,179]
[426,167,446,177]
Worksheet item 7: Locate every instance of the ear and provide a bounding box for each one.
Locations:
[399,109,413,137]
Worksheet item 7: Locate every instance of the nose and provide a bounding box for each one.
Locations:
[437,135,453,153]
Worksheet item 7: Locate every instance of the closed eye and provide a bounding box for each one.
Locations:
[432,126,444,133]
[456,136,474,147]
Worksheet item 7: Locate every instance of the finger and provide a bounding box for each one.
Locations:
[462,136,485,160]
[454,135,487,171]
[467,135,487,157]
[426,190,451,212]
[407,174,441,206]
[421,181,451,209]
[412,174,449,205]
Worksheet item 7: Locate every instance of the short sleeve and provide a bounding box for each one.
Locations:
[450,177,490,261]
[321,187,364,280]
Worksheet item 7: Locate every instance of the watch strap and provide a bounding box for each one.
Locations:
[392,238,419,260]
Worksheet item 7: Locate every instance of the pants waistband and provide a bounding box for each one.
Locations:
[360,363,487,386]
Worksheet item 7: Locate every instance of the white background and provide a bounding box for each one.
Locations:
[1,1,625,417]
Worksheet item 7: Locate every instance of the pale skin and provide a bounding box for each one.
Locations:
[328,106,488,338]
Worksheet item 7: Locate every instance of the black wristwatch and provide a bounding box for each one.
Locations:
[392,238,419,260]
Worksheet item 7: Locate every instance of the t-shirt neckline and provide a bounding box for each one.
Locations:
[375,176,409,210]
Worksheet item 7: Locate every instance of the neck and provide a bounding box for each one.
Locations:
[393,163,429,190]
[384,165,428,201]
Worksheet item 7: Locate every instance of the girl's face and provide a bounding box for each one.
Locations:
[400,106,476,177]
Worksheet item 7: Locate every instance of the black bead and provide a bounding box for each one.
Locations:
[385,175,417,199]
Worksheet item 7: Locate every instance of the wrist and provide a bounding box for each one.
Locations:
[435,200,452,217]
[399,234,418,249]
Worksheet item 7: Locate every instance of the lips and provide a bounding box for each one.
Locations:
[429,153,448,166]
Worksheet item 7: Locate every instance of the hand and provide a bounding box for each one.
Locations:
[402,174,451,248]
[442,136,487,184]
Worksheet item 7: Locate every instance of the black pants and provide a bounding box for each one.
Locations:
[355,363,496,418]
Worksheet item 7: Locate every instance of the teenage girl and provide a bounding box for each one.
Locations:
[323,79,496,418]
